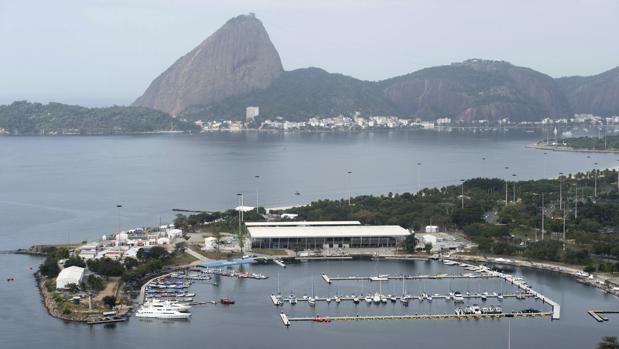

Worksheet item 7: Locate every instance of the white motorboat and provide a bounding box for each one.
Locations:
[145,299,191,312]
[373,293,381,303]
[136,303,191,319]
[453,291,464,302]
[307,297,316,306]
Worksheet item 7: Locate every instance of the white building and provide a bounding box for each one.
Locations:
[56,266,85,290]
[246,221,411,249]
[425,225,439,233]
[246,106,260,123]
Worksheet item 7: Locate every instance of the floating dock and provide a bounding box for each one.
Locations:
[270,292,533,305]
[588,310,619,322]
[281,312,552,327]
[280,313,290,327]
[321,274,494,283]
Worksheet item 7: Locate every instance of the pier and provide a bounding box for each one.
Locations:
[270,292,533,304]
[588,310,619,322]
[281,312,552,327]
[320,273,494,283]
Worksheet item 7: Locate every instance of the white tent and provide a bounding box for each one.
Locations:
[56,266,85,290]
[235,205,255,212]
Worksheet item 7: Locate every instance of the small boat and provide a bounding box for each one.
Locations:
[334,296,341,304]
[453,291,464,303]
[289,294,298,305]
[326,297,332,303]
[220,298,235,305]
[401,297,409,306]
[389,295,397,303]
[380,295,388,304]
[497,293,504,301]
[365,295,372,303]
[308,297,316,307]
[373,293,381,303]
[426,294,433,302]
[353,295,360,304]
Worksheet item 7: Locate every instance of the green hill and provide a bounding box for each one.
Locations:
[0,101,198,135]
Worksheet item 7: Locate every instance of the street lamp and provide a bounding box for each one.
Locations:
[460,179,465,209]
[504,166,509,205]
[347,171,353,206]
[116,204,122,234]
[254,175,260,213]
[559,172,564,211]
[416,163,422,193]
[512,174,517,202]
[594,162,598,198]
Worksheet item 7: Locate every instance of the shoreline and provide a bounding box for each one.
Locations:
[527,142,619,154]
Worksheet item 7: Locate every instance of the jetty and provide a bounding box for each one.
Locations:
[281,312,552,327]
[588,310,619,322]
[320,273,493,283]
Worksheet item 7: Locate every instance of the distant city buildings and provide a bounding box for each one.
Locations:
[193,110,619,133]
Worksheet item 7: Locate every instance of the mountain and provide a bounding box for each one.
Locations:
[0,101,198,135]
[182,60,572,122]
[134,13,615,122]
[180,67,398,120]
[557,66,619,116]
[380,59,572,122]
[133,14,283,115]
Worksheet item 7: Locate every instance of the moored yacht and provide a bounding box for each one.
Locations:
[136,303,191,319]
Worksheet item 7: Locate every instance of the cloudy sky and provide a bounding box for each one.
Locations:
[1,0,618,106]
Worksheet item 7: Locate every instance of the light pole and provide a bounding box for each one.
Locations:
[254,175,260,213]
[574,183,578,219]
[347,171,352,206]
[594,162,598,198]
[236,193,243,241]
[504,166,509,205]
[460,179,464,209]
[416,163,422,193]
[116,204,122,234]
[541,194,545,241]
[559,172,564,211]
[512,174,517,202]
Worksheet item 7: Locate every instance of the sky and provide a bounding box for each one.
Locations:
[1,0,618,107]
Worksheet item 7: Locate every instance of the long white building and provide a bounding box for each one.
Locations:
[246,221,412,250]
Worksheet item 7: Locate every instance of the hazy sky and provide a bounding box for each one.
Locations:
[1,0,618,107]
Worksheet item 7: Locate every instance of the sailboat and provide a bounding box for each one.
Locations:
[400,277,409,306]
[308,279,316,307]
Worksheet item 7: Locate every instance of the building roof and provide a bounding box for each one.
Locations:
[248,225,411,239]
[245,221,361,227]
[56,266,85,288]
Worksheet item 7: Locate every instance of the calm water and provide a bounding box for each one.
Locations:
[0,131,618,348]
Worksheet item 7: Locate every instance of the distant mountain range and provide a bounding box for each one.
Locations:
[133,14,619,123]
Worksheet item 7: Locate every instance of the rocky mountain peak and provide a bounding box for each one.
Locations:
[133,13,283,115]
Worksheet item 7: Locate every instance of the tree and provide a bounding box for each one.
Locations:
[424,243,433,254]
[64,256,85,268]
[102,296,117,309]
[124,257,139,270]
[86,275,104,292]
[146,246,169,260]
[597,337,619,349]
[402,235,417,253]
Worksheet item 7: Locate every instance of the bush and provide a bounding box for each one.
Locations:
[87,258,124,277]
[86,275,104,292]
[102,296,117,309]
